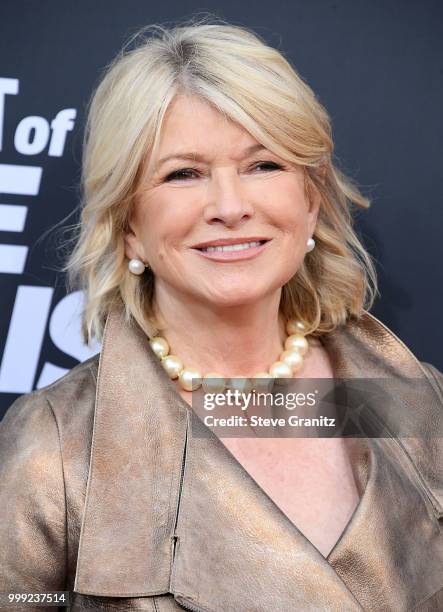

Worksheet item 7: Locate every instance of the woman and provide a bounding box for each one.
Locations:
[1,19,442,611]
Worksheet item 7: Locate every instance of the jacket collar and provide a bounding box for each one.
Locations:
[74,300,443,609]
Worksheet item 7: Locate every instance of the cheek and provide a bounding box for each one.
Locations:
[136,197,196,257]
[261,174,309,227]
[139,208,196,266]
[268,199,309,236]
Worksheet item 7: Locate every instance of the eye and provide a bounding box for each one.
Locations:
[251,161,283,172]
[163,167,200,182]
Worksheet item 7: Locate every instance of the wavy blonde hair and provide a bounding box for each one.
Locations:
[66,16,378,344]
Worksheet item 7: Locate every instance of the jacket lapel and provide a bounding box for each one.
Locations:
[322,315,443,608]
[74,302,443,610]
[170,406,363,611]
[74,300,188,595]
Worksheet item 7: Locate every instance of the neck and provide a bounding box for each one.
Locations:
[152,284,287,377]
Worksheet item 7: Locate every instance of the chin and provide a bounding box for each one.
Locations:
[203,287,271,308]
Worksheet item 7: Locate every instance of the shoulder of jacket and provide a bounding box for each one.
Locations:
[39,353,100,427]
[360,311,443,390]
[342,312,443,514]
[40,352,99,398]
[1,353,99,431]
[363,311,442,376]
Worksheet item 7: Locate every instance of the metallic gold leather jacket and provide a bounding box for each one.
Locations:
[1,300,442,611]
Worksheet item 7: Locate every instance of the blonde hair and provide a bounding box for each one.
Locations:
[66,16,378,344]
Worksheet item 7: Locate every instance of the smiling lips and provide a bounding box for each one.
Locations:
[191,237,271,261]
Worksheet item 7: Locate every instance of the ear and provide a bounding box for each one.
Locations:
[123,225,146,262]
[306,177,321,234]
[307,197,320,238]
[304,170,322,235]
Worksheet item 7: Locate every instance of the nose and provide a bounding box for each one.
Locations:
[203,169,254,227]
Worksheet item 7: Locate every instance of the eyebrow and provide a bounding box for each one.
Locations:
[156,143,268,167]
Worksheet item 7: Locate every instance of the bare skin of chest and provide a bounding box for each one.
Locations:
[176,340,360,558]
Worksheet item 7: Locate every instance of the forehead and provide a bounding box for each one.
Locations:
[156,94,258,158]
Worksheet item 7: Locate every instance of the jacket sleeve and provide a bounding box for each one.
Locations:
[0,390,67,595]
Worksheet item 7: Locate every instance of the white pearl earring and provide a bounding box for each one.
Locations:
[306,237,316,253]
[128,258,146,275]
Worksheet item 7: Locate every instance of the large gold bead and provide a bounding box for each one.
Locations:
[149,336,169,359]
[227,377,253,394]
[161,355,183,379]
[286,319,307,335]
[202,373,226,393]
[269,361,293,379]
[285,333,309,356]
[280,349,304,373]
[252,373,274,393]
[178,367,202,391]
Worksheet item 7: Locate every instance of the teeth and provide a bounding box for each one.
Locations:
[201,241,262,253]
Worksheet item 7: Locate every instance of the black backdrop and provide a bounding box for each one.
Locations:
[0,0,442,419]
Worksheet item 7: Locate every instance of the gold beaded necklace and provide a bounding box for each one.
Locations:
[149,319,309,394]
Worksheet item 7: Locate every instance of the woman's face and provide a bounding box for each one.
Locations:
[125,94,320,310]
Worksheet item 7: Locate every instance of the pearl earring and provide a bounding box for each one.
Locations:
[128,258,146,275]
[306,237,315,253]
